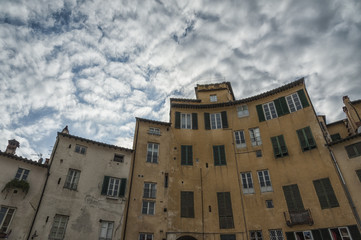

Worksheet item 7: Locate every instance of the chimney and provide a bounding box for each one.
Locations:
[5,139,20,155]
[62,125,69,134]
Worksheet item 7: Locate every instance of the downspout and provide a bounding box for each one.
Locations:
[200,168,205,240]
[27,134,60,240]
[121,119,139,240]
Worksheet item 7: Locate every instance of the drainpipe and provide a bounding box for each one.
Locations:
[200,168,205,240]
[27,134,60,240]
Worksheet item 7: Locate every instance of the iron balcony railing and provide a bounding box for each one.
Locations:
[284,209,314,226]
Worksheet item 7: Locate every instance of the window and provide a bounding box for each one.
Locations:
[0,206,15,234]
[237,105,249,118]
[294,231,313,240]
[345,142,361,158]
[283,184,304,212]
[263,102,278,120]
[256,150,262,157]
[146,143,159,163]
[217,192,234,229]
[213,145,226,166]
[265,200,274,208]
[328,227,352,240]
[181,145,193,165]
[356,169,361,182]
[210,95,217,102]
[234,131,246,148]
[313,178,339,209]
[148,127,160,135]
[296,127,316,151]
[75,144,87,155]
[15,168,29,180]
[175,112,198,129]
[49,214,69,240]
[139,233,153,240]
[221,234,236,240]
[99,221,113,240]
[204,112,228,129]
[270,135,288,158]
[240,172,254,194]
[330,133,341,141]
[257,170,272,192]
[101,176,126,197]
[64,169,80,190]
[142,201,155,215]
[269,229,284,240]
[164,173,169,188]
[181,191,194,218]
[143,183,157,199]
[250,230,263,240]
[286,93,303,112]
[249,128,262,146]
[113,154,124,162]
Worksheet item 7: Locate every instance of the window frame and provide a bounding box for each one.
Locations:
[142,201,155,215]
[49,214,69,240]
[249,128,262,146]
[270,135,288,158]
[148,127,160,135]
[210,94,217,102]
[213,145,226,166]
[257,170,273,192]
[286,93,303,113]
[139,233,154,240]
[181,145,193,165]
[296,126,316,151]
[64,168,81,190]
[15,168,30,181]
[237,105,249,118]
[113,154,124,163]
[328,227,352,240]
[181,191,195,218]
[345,142,361,158]
[234,130,246,148]
[269,229,284,240]
[265,200,274,208]
[263,102,278,120]
[99,221,114,240]
[294,230,313,240]
[0,206,16,234]
[143,183,157,199]
[210,113,222,129]
[146,143,159,163]
[75,144,87,155]
[250,230,263,240]
[107,177,122,197]
[240,172,254,194]
[181,113,192,129]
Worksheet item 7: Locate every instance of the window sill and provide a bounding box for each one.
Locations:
[106,196,120,200]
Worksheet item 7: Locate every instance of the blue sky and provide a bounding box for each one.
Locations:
[1,0,361,159]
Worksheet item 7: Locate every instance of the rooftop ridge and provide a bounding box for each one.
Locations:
[0,151,48,168]
[136,117,171,126]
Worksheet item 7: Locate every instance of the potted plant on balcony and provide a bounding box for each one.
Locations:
[2,179,30,194]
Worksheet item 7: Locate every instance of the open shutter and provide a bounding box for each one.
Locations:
[188,146,193,165]
[311,230,322,240]
[192,113,198,129]
[220,145,226,165]
[280,97,290,115]
[285,232,296,240]
[304,127,316,148]
[204,113,210,130]
[323,178,339,208]
[297,129,307,151]
[279,135,288,155]
[274,98,284,117]
[271,137,280,157]
[119,178,127,197]
[181,146,186,165]
[101,176,110,195]
[256,104,265,122]
[221,111,228,128]
[319,229,332,240]
[213,146,219,165]
[297,89,310,108]
[175,112,181,129]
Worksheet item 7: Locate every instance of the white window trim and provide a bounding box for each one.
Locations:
[64,169,80,190]
[146,143,159,163]
[0,206,16,234]
[139,233,154,240]
[75,144,87,155]
[210,95,217,102]
[234,130,246,148]
[286,93,303,113]
[15,168,29,181]
[49,215,69,240]
[257,170,273,192]
[294,230,313,240]
[181,113,192,129]
[210,113,222,129]
[250,230,263,240]
[249,128,262,146]
[328,227,352,240]
[237,105,249,118]
[143,183,157,199]
[241,172,254,194]
[142,201,155,215]
[263,102,278,120]
[107,177,121,197]
[99,221,114,240]
[148,127,161,135]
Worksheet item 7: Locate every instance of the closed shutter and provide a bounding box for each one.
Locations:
[192,113,198,129]
[313,178,339,209]
[320,228,332,240]
[283,184,304,212]
[181,146,193,165]
[348,225,361,240]
[221,111,228,128]
[213,146,219,165]
[217,192,234,229]
[213,146,226,166]
[345,145,357,158]
[297,89,310,108]
[256,104,265,122]
[119,178,127,197]
[285,232,296,240]
[274,97,289,116]
[181,191,194,218]
[311,230,322,240]
[204,113,210,130]
[175,112,181,129]
[101,176,110,195]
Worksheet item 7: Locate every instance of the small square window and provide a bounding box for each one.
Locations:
[148,127,160,135]
[237,105,249,118]
[15,168,30,181]
[256,150,262,157]
[266,200,274,208]
[113,154,124,163]
[210,95,217,102]
[75,144,87,155]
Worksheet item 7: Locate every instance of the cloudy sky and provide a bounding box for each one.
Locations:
[1,0,360,159]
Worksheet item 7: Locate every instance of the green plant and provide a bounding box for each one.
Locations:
[2,179,30,194]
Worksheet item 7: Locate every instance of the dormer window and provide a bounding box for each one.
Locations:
[210,95,217,102]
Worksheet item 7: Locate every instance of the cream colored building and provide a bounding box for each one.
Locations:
[0,140,48,240]
[30,128,133,240]
[123,79,361,240]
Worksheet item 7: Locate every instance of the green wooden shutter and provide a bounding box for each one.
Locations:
[283,184,304,212]
[175,112,181,129]
[119,178,127,197]
[274,98,284,116]
[297,89,310,108]
[204,113,210,130]
[279,135,288,156]
[181,145,186,165]
[348,225,361,240]
[220,145,226,165]
[304,127,316,148]
[285,232,296,240]
[313,178,339,209]
[311,230,322,240]
[181,191,194,218]
[297,129,307,151]
[356,169,361,182]
[256,104,265,122]
[313,179,328,209]
[192,113,198,129]
[345,145,357,158]
[101,176,110,195]
[320,229,332,240]
[188,146,193,165]
[217,192,234,229]
[323,178,339,208]
[221,111,228,128]
[271,137,280,157]
[280,97,290,115]
[213,146,220,165]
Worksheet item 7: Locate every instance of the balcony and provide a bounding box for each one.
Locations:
[284,209,314,226]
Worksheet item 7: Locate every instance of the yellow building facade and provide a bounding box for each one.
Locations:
[123,79,361,240]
